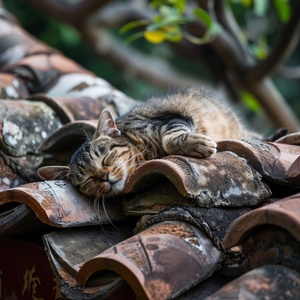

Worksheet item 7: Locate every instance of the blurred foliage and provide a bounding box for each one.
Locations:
[3,0,159,99]
[120,1,222,45]
[3,0,300,120]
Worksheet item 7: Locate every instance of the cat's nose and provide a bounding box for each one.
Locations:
[97,171,109,182]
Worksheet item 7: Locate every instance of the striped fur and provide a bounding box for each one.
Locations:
[66,87,255,198]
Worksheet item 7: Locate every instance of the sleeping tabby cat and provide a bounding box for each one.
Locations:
[39,87,257,198]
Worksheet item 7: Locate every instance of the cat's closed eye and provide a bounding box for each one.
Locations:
[102,153,115,167]
[77,163,86,169]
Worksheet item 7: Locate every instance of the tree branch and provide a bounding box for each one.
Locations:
[276,65,300,79]
[244,0,300,84]
[247,79,300,132]
[21,0,111,26]
[82,26,203,90]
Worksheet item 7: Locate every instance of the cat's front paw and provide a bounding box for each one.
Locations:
[163,132,217,158]
[185,134,217,158]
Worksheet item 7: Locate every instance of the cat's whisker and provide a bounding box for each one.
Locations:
[113,152,140,169]
[93,197,97,216]
[48,169,71,181]
[79,128,90,139]
[101,196,120,231]
[112,162,139,180]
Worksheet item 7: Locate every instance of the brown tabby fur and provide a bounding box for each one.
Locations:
[39,87,257,198]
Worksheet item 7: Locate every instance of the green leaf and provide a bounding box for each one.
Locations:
[123,31,146,44]
[253,0,269,16]
[210,21,223,36]
[119,19,150,35]
[249,38,268,59]
[186,8,222,44]
[165,26,183,42]
[150,0,187,13]
[150,0,165,9]
[59,25,80,46]
[242,92,262,112]
[193,7,213,28]
[168,0,187,14]
[241,0,252,7]
[159,5,173,17]
[273,0,291,23]
[147,15,188,31]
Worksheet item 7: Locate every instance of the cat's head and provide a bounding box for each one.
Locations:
[38,109,142,198]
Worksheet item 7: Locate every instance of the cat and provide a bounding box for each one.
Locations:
[38,87,256,198]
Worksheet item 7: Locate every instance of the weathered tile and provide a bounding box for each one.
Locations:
[135,206,251,248]
[0,99,62,186]
[284,156,300,184]
[232,226,300,274]
[3,53,92,94]
[0,99,62,156]
[46,73,136,116]
[0,13,51,69]
[38,120,97,153]
[31,94,105,123]
[76,221,222,300]
[0,155,25,190]
[217,139,300,184]
[125,152,271,208]
[0,203,42,236]
[0,73,28,98]
[275,132,300,145]
[43,225,133,299]
[0,180,124,228]
[206,265,300,299]
[224,193,300,249]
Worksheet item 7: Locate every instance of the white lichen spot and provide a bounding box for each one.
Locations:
[3,177,10,185]
[47,73,113,98]
[184,237,205,253]
[41,131,47,139]
[12,79,20,88]
[3,121,23,146]
[5,86,18,98]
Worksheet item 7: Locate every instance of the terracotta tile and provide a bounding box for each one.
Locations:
[30,94,105,123]
[0,73,28,98]
[0,203,42,236]
[0,13,51,69]
[224,193,300,249]
[0,99,63,185]
[236,226,300,273]
[0,156,24,189]
[206,265,300,299]
[284,156,300,184]
[43,225,133,299]
[275,131,300,145]
[125,152,271,208]
[38,120,97,153]
[45,73,136,116]
[0,99,61,156]
[217,139,300,184]
[76,221,222,300]
[0,180,125,228]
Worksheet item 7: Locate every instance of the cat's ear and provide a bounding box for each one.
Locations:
[37,166,70,181]
[94,108,121,139]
